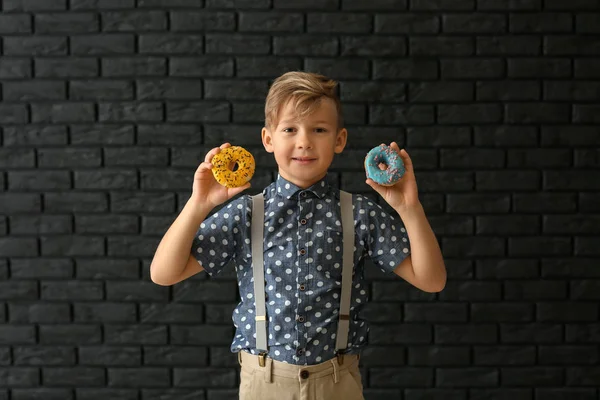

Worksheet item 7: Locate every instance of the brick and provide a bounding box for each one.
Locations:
[43,367,104,386]
[11,259,73,279]
[9,170,71,190]
[104,325,167,345]
[275,35,338,56]
[35,13,97,33]
[411,0,474,10]
[409,82,473,102]
[104,147,168,166]
[12,389,72,400]
[545,171,600,190]
[437,368,498,387]
[438,104,502,124]
[3,0,66,11]
[41,235,104,256]
[370,367,433,387]
[575,149,600,168]
[102,57,166,77]
[167,102,229,122]
[435,324,497,344]
[4,36,67,56]
[206,0,270,7]
[106,281,168,302]
[79,346,141,366]
[239,12,302,32]
[41,281,103,300]
[373,59,438,79]
[376,14,439,33]
[477,0,541,10]
[36,57,97,78]
[9,299,68,324]
[514,193,577,213]
[546,81,600,101]
[99,102,162,122]
[145,346,207,366]
[0,367,39,386]
[170,56,233,77]
[273,0,338,9]
[305,58,368,79]
[476,80,540,101]
[476,259,538,280]
[341,81,405,102]
[369,104,434,125]
[545,0,600,9]
[13,346,75,366]
[441,149,503,169]
[207,34,269,54]
[0,14,31,34]
[545,35,600,55]
[205,79,268,100]
[509,237,571,256]
[407,346,468,366]
[410,37,473,55]
[137,79,202,100]
[443,13,506,33]
[510,13,573,33]
[31,103,94,123]
[441,58,505,78]
[102,11,166,31]
[501,323,563,343]
[566,367,600,386]
[407,127,471,147]
[0,149,34,168]
[471,303,535,322]
[140,34,203,55]
[342,0,407,9]
[502,367,564,386]
[39,325,101,345]
[0,58,31,79]
[0,193,41,213]
[473,345,536,365]
[474,125,538,147]
[506,103,570,123]
[174,368,236,388]
[476,215,539,235]
[10,215,72,235]
[70,0,134,8]
[508,148,571,168]
[405,303,467,322]
[137,0,199,6]
[535,389,597,400]
[0,326,36,345]
[171,11,234,31]
[140,304,203,323]
[508,58,571,78]
[577,13,600,33]
[70,80,133,100]
[541,126,600,146]
[307,13,372,33]
[71,34,134,55]
[476,36,541,55]
[341,36,406,56]
[442,237,504,257]
[44,192,108,213]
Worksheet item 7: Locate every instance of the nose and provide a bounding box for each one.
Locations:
[296,130,312,149]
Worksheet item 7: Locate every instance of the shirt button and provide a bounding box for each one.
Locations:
[297,315,305,323]
[301,192,307,198]
[300,370,309,379]
[300,219,307,225]
[299,284,306,291]
[297,348,304,357]
[299,248,306,255]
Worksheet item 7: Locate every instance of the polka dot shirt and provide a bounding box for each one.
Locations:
[191,174,411,365]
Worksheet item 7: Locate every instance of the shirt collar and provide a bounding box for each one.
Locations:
[274,174,332,200]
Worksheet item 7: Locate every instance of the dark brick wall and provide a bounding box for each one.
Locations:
[1,0,600,399]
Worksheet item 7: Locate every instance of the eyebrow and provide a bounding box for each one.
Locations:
[279,120,333,125]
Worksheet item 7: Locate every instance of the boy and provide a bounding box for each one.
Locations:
[150,71,446,400]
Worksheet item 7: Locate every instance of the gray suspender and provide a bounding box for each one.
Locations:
[251,193,268,352]
[250,191,354,357]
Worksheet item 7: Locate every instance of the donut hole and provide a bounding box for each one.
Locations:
[228,161,239,172]
[378,162,388,171]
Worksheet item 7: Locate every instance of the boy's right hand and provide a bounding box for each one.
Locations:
[191,143,251,209]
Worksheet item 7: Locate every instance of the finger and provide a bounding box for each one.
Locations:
[390,141,401,154]
[204,146,221,163]
[196,161,213,173]
[399,148,414,173]
[220,142,231,150]
[229,182,251,197]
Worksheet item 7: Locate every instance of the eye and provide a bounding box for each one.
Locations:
[282,127,295,133]
[315,128,327,133]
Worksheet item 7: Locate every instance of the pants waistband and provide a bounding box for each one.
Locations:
[237,350,360,381]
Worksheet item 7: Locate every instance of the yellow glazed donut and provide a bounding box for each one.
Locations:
[211,146,255,188]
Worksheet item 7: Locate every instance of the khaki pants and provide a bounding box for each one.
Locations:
[238,350,365,400]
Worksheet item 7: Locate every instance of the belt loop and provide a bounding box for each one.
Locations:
[264,356,273,383]
[237,351,242,365]
[336,351,344,365]
[258,352,267,367]
[330,359,340,384]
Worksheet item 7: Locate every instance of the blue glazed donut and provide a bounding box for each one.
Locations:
[364,144,405,186]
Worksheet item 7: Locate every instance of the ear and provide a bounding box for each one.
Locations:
[262,127,274,153]
[334,128,347,154]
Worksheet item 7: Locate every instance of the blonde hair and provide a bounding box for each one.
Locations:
[264,71,343,131]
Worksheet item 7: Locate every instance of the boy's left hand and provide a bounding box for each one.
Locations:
[365,142,420,213]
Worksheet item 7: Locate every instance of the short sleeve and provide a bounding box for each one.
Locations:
[357,195,411,274]
[190,195,248,276]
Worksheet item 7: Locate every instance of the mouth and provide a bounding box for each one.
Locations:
[292,157,317,163]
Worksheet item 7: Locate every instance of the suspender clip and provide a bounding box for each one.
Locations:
[258,351,267,367]
[336,350,345,365]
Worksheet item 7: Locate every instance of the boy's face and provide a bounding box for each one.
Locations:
[262,97,347,189]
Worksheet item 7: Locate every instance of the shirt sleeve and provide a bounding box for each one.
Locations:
[190,195,248,277]
[357,195,411,274]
